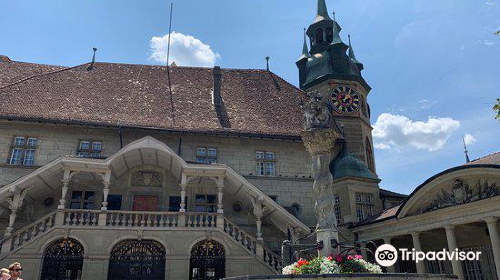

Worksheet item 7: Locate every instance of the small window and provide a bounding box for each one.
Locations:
[9,148,24,165]
[196,147,217,164]
[315,28,324,44]
[366,194,373,203]
[334,195,340,203]
[325,27,333,42]
[356,204,364,222]
[70,191,95,210]
[27,137,38,147]
[197,148,206,156]
[291,203,302,217]
[78,140,102,158]
[169,196,188,212]
[265,152,275,160]
[91,142,102,151]
[265,162,275,176]
[256,150,276,176]
[335,206,342,224]
[207,148,217,157]
[367,205,374,217]
[195,194,217,213]
[14,137,25,146]
[79,141,91,150]
[23,149,36,165]
[355,193,362,202]
[256,151,264,160]
[9,136,38,166]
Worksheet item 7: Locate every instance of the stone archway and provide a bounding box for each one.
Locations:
[40,237,84,280]
[189,239,226,280]
[107,239,165,280]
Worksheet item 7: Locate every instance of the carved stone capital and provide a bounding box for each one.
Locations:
[301,128,340,155]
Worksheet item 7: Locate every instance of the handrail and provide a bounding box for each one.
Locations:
[3,210,57,251]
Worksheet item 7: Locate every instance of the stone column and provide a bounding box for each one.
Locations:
[250,196,267,242]
[411,232,426,274]
[217,178,224,214]
[4,187,29,237]
[383,237,396,273]
[485,218,500,280]
[301,128,339,257]
[180,184,187,212]
[101,181,111,210]
[445,225,465,280]
[58,179,70,209]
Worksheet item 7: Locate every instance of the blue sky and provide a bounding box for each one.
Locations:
[1,0,499,194]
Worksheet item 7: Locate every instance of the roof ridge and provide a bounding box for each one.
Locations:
[470,151,500,163]
[0,63,88,91]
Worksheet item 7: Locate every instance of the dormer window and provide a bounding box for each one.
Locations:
[315,28,324,44]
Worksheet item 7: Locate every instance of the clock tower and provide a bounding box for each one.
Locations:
[297,0,376,174]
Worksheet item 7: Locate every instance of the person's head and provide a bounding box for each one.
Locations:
[8,263,21,278]
[0,268,10,280]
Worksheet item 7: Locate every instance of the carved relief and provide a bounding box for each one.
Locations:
[423,179,500,213]
[131,170,162,187]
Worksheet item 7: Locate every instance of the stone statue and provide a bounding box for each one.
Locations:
[301,90,341,256]
[303,90,333,131]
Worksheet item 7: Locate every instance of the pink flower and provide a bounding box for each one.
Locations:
[336,255,343,262]
[327,255,333,261]
[347,255,354,260]
[355,254,363,259]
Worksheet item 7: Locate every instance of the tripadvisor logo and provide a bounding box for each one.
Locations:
[375,244,481,267]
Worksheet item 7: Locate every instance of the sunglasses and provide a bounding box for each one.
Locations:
[11,269,22,272]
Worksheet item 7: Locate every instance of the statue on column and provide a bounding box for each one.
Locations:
[301,90,342,256]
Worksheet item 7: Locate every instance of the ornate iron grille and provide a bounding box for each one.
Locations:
[108,239,165,280]
[40,238,84,280]
[189,240,225,280]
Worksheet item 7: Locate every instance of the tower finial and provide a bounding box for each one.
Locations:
[265,56,270,71]
[87,47,97,71]
[316,0,332,22]
[462,135,471,163]
[330,12,343,45]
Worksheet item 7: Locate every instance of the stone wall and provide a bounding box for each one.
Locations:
[224,274,457,280]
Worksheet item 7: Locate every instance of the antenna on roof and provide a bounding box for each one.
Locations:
[265,56,270,71]
[86,47,97,71]
[166,3,176,126]
[462,135,471,163]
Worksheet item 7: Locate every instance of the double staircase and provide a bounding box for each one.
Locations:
[0,209,284,273]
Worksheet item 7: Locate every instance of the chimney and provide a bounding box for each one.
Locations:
[212,66,222,107]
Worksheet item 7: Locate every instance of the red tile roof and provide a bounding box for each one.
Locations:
[0,56,66,88]
[0,59,306,137]
[466,152,500,165]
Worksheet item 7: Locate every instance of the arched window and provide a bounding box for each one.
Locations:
[366,138,375,172]
[40,238,84,280]
[325,27,333,42]
[315,28,324,44]
[108,239,165,280]
[190,240,225,280]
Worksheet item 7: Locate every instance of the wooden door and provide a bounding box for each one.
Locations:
[133,196,158,211]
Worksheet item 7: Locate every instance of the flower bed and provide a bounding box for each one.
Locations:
[282,255,382,275]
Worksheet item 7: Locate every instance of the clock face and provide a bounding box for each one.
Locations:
[331,86,361,113]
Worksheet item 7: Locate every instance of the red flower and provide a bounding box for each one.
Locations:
[355,254,363,259]
[347,255,354,260]
[336,255,343,262]
[327,255,333,261]
[297,258,309,267]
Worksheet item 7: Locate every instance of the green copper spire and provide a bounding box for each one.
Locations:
[330,12,343,45]
[302,29,309,57]
[315,0,332,22]
[348,34,363,70]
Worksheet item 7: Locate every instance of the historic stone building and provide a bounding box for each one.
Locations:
[0,0,498,280]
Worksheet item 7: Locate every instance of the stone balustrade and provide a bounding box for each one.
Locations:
[0,208,282,273]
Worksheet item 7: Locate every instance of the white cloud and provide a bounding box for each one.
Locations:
[372,113,460,151]
[464,133,477,145]
[150,32,220,67]
[477,39,495,46]
[418,99,438,110]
